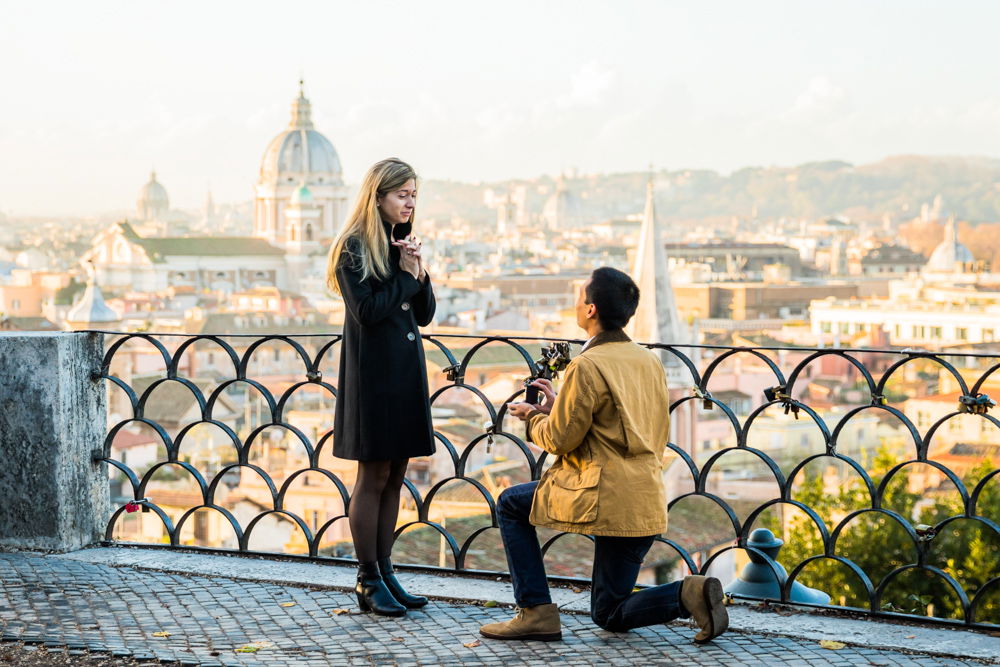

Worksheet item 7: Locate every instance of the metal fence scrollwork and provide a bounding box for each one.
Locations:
[93,331,1000,630]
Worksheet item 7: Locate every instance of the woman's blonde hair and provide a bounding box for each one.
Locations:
[327,158,418,294]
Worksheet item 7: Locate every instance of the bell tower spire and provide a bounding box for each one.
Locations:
[628,170,688,372]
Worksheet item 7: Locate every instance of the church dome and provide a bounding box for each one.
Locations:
[259,83,343,184]
[66,280,120,327]
[926,218,974,273]
[137,171,169,220]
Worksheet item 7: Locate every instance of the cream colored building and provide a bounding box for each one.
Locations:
[81,221,288,294]
[809,223,1000,347]
[254,81,348,250]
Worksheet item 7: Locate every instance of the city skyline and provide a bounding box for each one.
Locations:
[3,0,1000,215]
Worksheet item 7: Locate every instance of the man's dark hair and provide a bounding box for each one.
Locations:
[584,267,640,330]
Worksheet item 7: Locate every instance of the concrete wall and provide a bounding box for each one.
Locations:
[0,332,108,551]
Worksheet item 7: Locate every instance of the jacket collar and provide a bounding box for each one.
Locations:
[583,328,631,352]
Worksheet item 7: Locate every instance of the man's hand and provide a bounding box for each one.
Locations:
[506,401,539,422]
[526,378,557,415]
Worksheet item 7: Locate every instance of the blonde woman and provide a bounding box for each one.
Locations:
[327,158,436,616]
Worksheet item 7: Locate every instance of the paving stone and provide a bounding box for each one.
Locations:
[0,552,995,666]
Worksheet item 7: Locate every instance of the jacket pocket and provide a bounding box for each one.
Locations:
[545,465,602,524]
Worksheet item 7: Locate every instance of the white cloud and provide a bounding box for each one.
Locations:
[781,76,852,123]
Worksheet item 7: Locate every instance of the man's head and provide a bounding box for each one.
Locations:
[576,267,640,334]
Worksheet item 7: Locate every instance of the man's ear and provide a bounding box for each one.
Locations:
[587,303,598,320]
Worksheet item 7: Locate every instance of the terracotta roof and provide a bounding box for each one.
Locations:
[0,316,59,331]
[111,429,160,450]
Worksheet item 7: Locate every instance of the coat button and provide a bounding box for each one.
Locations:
[401,302,411,311]
[406,332,416,341]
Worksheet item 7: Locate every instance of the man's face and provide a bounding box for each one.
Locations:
[576,279,596,331]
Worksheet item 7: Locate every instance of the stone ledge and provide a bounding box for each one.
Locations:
[52,545,1000,663]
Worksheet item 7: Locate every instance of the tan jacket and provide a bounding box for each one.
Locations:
[527,329,671,537]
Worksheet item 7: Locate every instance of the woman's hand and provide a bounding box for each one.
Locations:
[393,236,420,279]
[393,235,425,281]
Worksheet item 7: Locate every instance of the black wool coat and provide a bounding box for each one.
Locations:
[333,223,437,461]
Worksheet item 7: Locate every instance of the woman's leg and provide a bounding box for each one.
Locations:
[376,458,409,558]
[350,460,392,563]
[374,458,428,608]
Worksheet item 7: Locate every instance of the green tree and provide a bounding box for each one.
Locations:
[761,450,999,625]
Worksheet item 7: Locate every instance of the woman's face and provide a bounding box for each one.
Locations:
[378,178,417,226]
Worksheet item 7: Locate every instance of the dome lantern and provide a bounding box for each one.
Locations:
[258,79,343,183]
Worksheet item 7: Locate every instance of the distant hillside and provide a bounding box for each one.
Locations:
[420,156,1000,226]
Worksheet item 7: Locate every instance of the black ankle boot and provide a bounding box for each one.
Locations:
[378,557,428,609]
[356,561,406,616]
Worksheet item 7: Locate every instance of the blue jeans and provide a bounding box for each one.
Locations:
[496,481,689,632]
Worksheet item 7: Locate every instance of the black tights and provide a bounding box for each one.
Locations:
[349,459,409,564]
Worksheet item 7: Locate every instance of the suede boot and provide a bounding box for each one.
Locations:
[355,561,406,617]
[680,575,728,642]
[378,557,428,609]
[479,603,562,641]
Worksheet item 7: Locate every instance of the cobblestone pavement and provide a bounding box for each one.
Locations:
[0,553,992,666]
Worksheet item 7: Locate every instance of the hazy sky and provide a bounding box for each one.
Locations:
[3,0,999,216]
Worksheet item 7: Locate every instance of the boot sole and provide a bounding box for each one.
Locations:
[479,629,562,642]
[694,577,728,644]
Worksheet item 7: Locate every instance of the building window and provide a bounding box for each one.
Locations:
[984,329,995,342]
[839,323,850,335]
[956,327,968,340]
[930,327,942,339]
[820,322,832,334]
[11,299,19,310]
[894,324,901,338]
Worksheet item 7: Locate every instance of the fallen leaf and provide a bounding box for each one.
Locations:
[391,637,405,642]
[331,608,351,615]
[151,631,171,638]
[484,600,498,608]
[905,634,916,639]
[235,641,273,654]
[819,640,846,650]
[279,602,296,608]
[570,587,583,594]
[463,640,481,648]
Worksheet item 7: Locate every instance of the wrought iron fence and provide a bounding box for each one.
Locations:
[92,330,1000,629]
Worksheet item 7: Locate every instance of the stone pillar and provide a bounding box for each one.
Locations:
[0,332,108,552]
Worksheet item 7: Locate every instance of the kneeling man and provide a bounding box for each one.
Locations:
[479,267,728,643]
